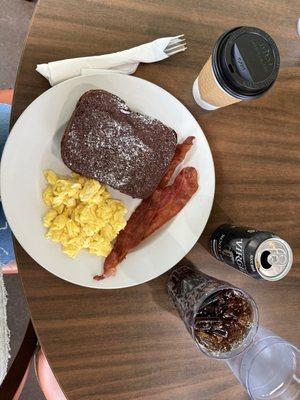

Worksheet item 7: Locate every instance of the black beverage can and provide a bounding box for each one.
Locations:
[210,224,293,281]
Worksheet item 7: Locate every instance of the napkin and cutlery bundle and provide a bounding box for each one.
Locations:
[36,35,186,85]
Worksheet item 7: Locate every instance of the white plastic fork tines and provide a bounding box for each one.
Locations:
[165,34,187,56]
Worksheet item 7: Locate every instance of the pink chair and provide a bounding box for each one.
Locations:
[35,348,66,400]
[1,267,66,400]
[0,320,36,400]
[1,262,18,275]
[12,361,30,400]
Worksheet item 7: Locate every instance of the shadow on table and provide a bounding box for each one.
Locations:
[197,201,234,251]
[147,257,196,317]
[147,201,234,319]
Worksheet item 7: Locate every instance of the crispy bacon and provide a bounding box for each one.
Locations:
[94,192,161,280]
[93,136,197,281]
[159,136,195,189]
[144,167,198,238]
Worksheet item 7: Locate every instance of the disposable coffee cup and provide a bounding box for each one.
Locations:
[193,26,280,110]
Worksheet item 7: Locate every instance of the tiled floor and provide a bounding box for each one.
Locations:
[0,0,35,88]
[1,0,45,398]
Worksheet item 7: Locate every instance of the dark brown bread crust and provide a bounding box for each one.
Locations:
[61,90,177,198]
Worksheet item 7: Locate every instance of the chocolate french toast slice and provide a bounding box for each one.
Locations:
[61,89,177,199]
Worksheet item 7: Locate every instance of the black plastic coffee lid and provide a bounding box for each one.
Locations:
[212,27,280,99]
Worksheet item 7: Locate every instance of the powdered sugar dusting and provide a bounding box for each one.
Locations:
[132,113,155,125]
[62,90,177,198]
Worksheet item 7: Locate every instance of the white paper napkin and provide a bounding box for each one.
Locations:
[36,36,185,86]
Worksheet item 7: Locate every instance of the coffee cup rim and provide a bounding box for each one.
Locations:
[212,26,280,100]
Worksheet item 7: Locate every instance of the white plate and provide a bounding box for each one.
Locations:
[1,74,215,289]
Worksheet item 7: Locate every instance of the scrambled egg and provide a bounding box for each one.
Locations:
[42,170,127,258]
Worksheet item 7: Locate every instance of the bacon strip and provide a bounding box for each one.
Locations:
[159,136,195,189]
[94,136,196,281]
[94,192,161,280]
[144,167,198,238]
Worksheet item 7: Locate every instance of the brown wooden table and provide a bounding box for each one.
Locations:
[11,1,300,399]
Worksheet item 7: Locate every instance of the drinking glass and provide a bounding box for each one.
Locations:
[226,325,300,399]
[167,264,259,359]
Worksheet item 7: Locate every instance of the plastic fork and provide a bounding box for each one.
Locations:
[164,34,187,56]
